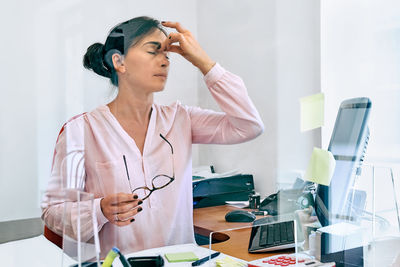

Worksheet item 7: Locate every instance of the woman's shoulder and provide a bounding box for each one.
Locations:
[64,105,107,123]
[57,112,86,137]
[57,105,106,136]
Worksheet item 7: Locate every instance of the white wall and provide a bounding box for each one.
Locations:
[196,0,321,197]
[321,0,400,162]
[0,0,198,222]
[276,0,321,190]
[321,0,400,206]
[0,0,39,222]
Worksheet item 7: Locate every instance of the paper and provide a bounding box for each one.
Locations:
[304,147,336,186]
[300,93,325,132]
[225,201,249,209]
[164,251,199,262]
[192,167,240,180]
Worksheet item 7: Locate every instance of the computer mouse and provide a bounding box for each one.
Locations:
[225,210,256,222]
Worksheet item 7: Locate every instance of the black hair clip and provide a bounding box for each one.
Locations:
[104,31,124,55]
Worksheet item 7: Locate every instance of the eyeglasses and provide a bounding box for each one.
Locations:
[123,134,175,201]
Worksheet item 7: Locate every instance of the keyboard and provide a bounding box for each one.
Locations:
[248,220,296,252]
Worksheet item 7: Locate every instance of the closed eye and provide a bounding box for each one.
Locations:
[148,51,170,60]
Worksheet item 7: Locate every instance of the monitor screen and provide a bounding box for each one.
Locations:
[315,97,371,226]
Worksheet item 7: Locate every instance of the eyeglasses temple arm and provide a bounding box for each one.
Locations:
[123,155,134,192]
[159,133,173,154]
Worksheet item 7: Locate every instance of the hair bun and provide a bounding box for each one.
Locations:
[83,43,111,78]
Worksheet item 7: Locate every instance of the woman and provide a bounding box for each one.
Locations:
[41,16,264,257]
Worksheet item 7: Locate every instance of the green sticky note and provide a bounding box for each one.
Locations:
[304,147,336,186]
[164,252,199,263]
[300,93,325,132]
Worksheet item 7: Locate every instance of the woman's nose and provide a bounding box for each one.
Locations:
[160,52,170,68]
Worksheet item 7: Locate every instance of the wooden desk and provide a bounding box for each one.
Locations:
[193,205,291,261]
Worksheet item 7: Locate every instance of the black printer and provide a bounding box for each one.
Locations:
[192,174,255,208]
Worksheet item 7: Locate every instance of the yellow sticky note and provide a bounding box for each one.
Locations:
[165,252,198,262]
[300,93,325,132]
[304,147,336,186]
[216,257,247,267]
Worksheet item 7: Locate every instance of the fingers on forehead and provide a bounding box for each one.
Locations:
[168,32,184,43]
[175,22,188,33]
[167,21,187,33]
[167,45,183,55]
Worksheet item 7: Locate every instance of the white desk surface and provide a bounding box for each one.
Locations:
[0,235,75,266]
[0,235,246,267]
[2,234,400,266]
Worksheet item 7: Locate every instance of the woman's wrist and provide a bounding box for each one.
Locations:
[197,59,216,76]
[96,197,109,225]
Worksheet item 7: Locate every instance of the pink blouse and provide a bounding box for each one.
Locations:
[41,63,264,257]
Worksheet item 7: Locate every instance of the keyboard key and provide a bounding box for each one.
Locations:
[286,221,294,242]
[259,225,268,246]
[267,225,274,245]
[274,223,281,243]
[280,221,288,242]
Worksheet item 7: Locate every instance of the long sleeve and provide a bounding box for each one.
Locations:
[189,63,264,144]
[41,116,108,242]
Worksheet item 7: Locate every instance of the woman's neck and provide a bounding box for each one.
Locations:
[107,86,153,124]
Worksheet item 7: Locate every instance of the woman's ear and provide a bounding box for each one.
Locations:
[112,53,125,73]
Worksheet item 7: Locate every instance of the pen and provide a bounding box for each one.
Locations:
[118,251,131,267]
[192,252,221,266]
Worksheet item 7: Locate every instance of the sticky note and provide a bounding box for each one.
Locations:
[304,147,336,186]
[216,257,247,267]
[164,252,199,262]
[300,93,325,132]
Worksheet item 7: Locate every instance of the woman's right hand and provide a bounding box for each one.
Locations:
[162,21,215,75]
[100,193,143,226]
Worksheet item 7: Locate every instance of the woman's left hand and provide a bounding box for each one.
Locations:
[162,21,216,75]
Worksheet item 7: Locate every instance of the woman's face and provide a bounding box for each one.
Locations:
[120,29,170,94]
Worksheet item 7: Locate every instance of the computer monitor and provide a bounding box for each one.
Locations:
[314,97,371,227]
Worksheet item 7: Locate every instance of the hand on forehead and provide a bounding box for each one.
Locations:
[160,21,189,50]
[158,20,215,74]
[161,21,188,33]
